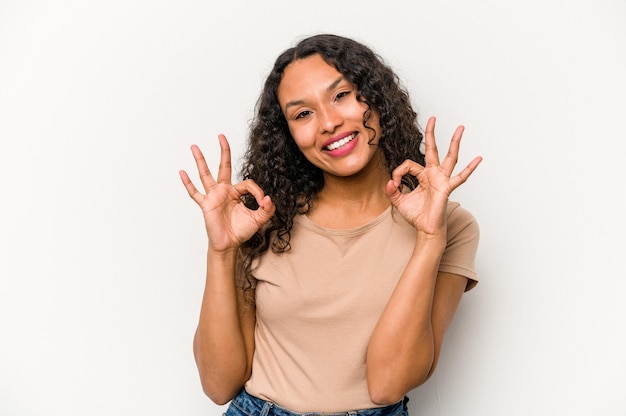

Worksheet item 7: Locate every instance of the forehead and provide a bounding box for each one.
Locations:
[278,54,344,104]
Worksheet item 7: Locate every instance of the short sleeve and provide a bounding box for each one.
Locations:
[438,201,480,291]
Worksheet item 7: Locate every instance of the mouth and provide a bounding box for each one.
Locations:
[323,132,357,151]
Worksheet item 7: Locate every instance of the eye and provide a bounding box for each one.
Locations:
[295,110,312,120]
[335,90,351,101]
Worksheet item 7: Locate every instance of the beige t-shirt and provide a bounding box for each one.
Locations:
[242,201,479,412]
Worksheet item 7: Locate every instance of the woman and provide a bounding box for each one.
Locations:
[179,34,482,415]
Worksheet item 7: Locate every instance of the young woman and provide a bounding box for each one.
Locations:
[179,34,482,416]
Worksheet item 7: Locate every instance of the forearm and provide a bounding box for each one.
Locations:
[193,247,252,405]
[366,237,445,404]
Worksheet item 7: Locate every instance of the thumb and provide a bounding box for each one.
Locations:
[255,195,275,223]
[384,179,403,206]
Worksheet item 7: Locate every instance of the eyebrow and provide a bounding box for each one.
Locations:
[283,76,346,111]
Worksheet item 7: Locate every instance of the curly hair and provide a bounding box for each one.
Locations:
[239,34,424,288]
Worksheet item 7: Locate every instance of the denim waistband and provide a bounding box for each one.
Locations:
[227,388,408,416]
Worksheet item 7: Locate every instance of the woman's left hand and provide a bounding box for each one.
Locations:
[384,116,482,238]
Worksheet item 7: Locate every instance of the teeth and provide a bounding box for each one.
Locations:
[326,133,356,151]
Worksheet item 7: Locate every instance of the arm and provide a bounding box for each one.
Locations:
[366,236,444,404]
[427,271,468,379]
[367,117,481,404]
[367,262,468,404]
[192,249,256,405]
[180,135,274,404]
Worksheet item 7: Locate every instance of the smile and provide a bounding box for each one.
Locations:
[324,133,356,151]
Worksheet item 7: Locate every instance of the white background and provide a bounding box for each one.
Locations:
[1,0,625,415]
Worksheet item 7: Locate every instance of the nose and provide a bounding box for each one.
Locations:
[318,104,342,133]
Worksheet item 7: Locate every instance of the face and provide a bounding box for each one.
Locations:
[277,54,383,178]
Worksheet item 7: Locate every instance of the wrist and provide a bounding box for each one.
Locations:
[414,233,446,253]
[207,245,239,259]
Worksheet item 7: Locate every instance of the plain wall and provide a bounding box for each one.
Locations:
[1,0,625,415]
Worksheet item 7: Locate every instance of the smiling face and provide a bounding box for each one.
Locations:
[277,54,384,179]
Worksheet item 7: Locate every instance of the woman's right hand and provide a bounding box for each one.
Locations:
[179,134,275,252]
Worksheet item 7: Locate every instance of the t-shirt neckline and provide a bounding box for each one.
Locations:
[296,205,393,236]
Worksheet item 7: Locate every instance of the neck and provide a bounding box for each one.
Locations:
[308,158,392,229]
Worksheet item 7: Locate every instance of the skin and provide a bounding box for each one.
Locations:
[279,55,383,182]
[278,54,388,228]
[179,53,482,406]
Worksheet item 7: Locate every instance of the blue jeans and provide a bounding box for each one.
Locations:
[224,388,409,416]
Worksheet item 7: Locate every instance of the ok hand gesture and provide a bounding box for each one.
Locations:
[179,135,275,252]
[384,117,482,238]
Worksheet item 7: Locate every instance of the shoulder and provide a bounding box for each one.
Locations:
[446,201,479,241]
[441,201,480,290]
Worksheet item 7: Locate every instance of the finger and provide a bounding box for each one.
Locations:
[233,179,271,207]
[253,195,276,223]
[423,116,441,167]
[179,169,206,206]
[190,144,216,192]
[384,179,404,205]
[439,125,464,177]
[234,180,276,222]
[448,156,483,191]
[390,159,424,187]
[216,134,232,184]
